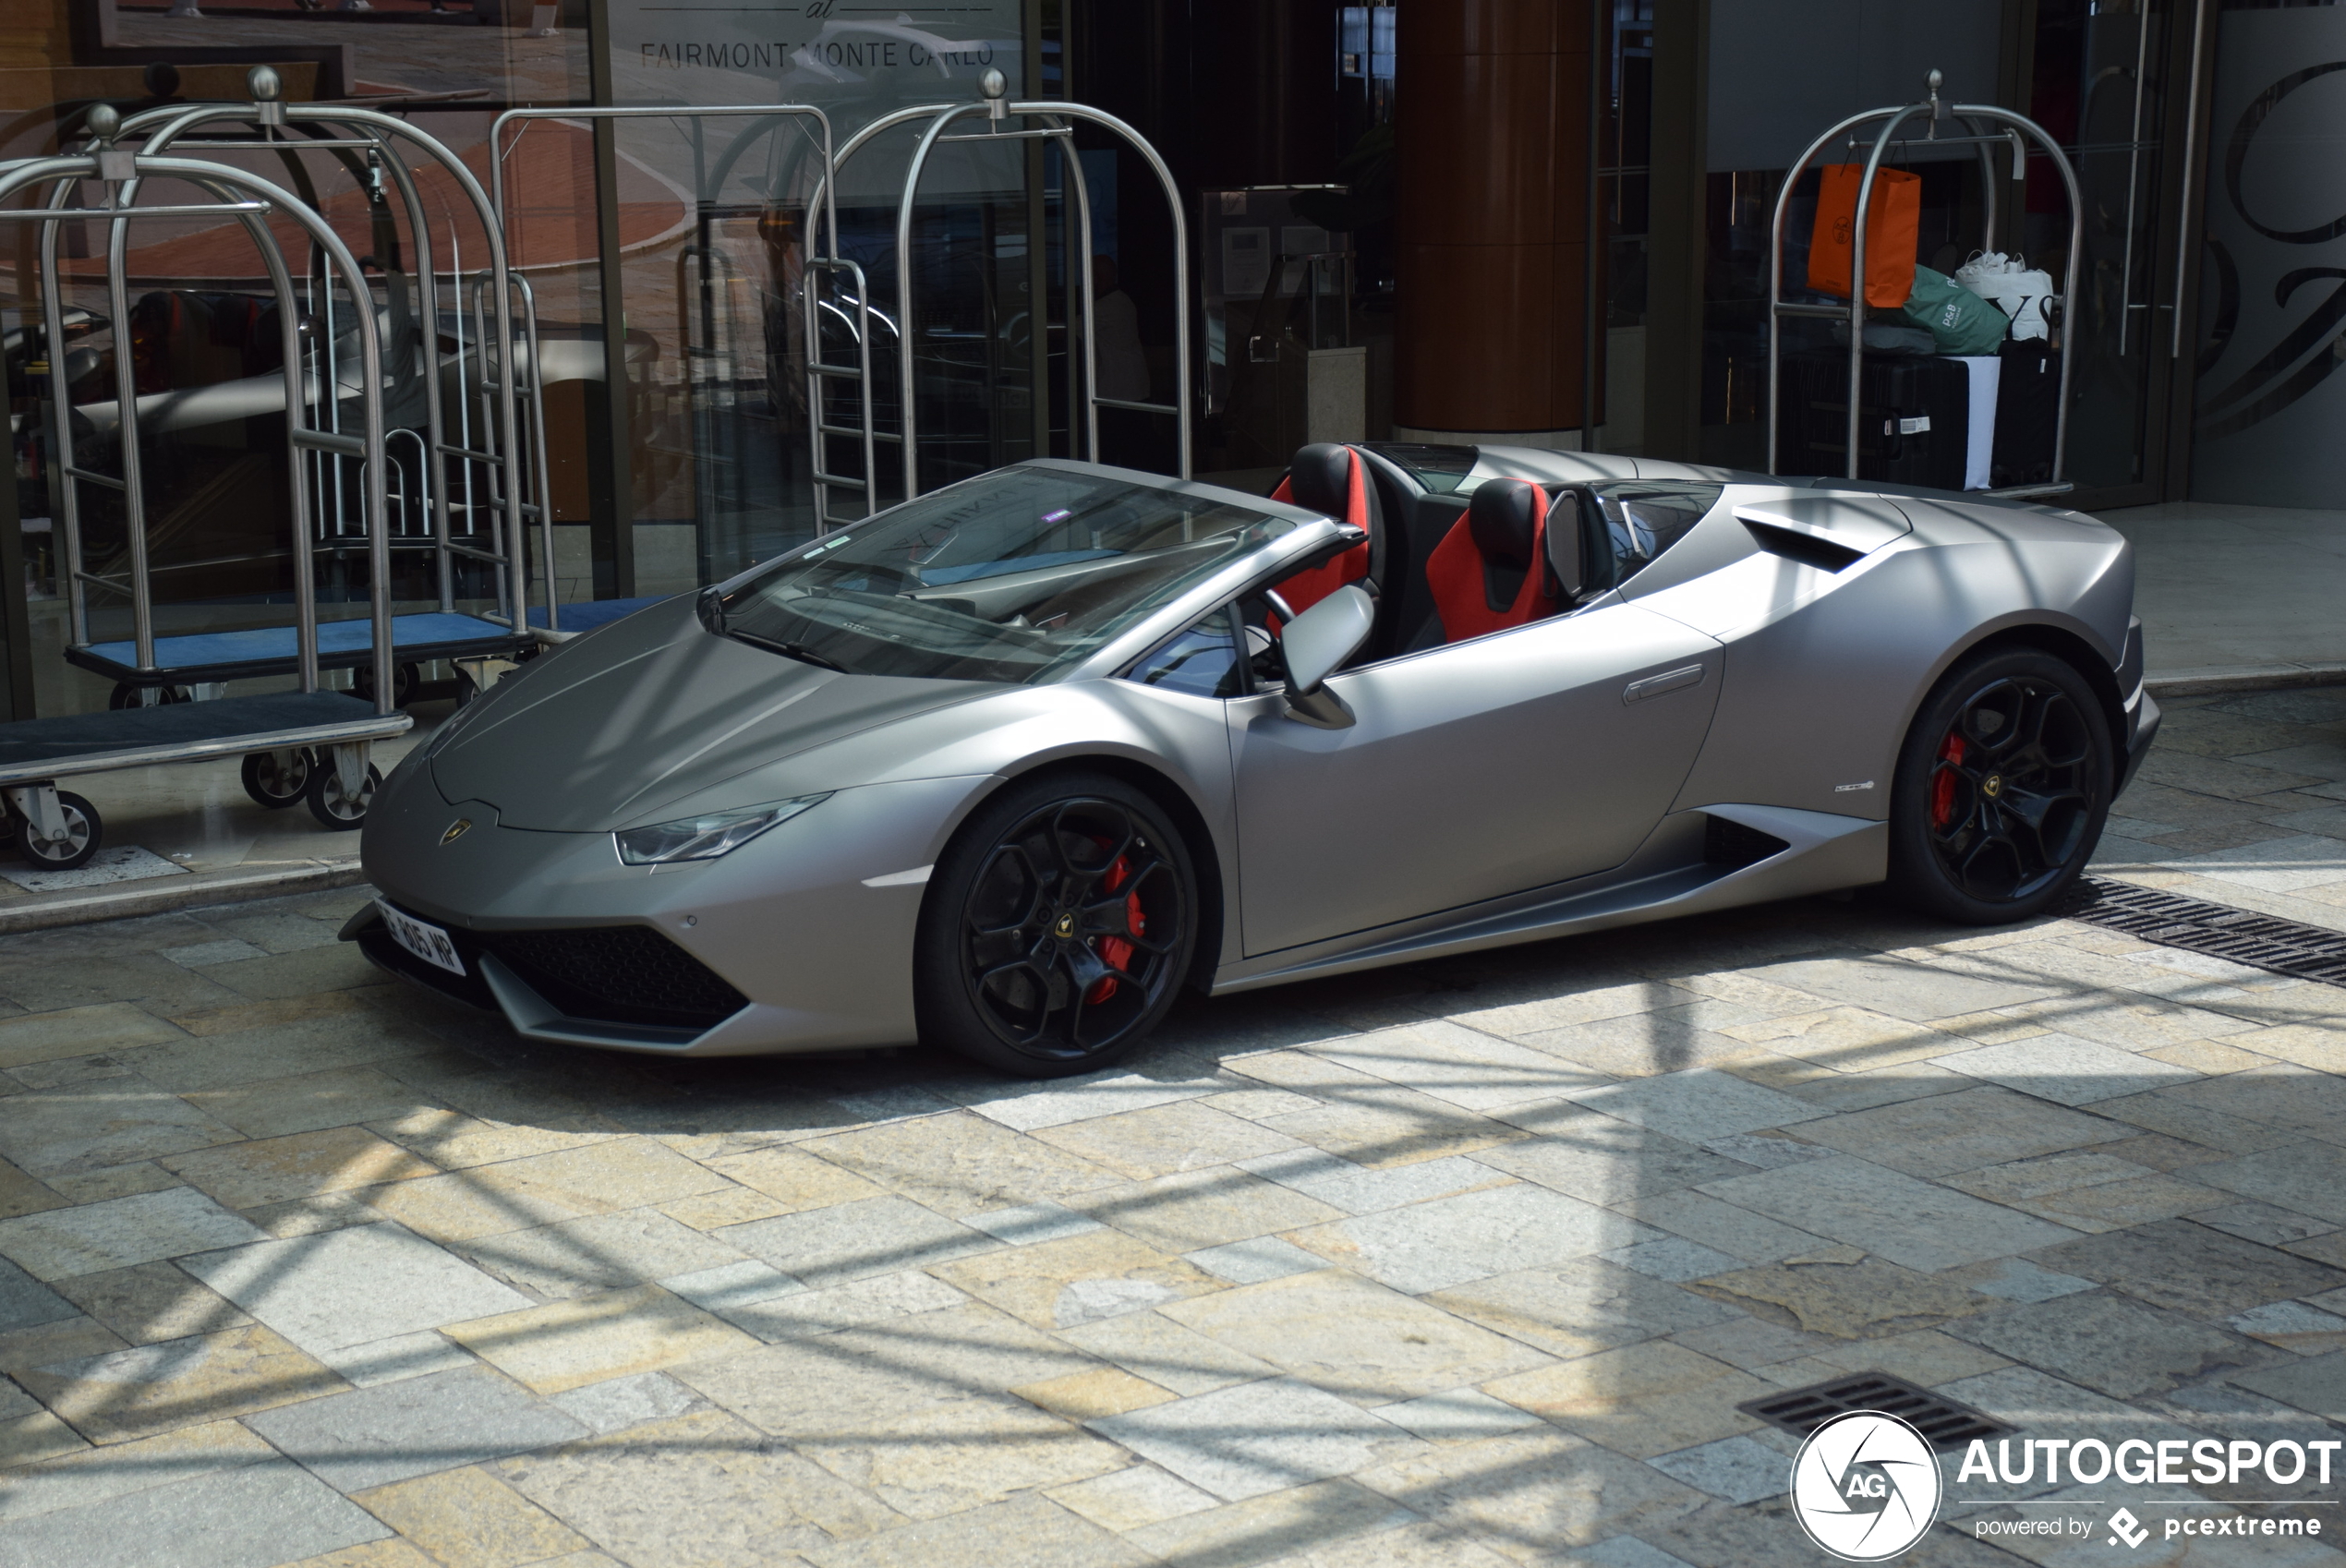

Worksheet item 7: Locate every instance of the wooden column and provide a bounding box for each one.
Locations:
[1393,0,1594,441]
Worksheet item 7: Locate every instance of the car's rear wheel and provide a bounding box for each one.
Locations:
[916,772,1197,1077]
[1888,646,2111,923]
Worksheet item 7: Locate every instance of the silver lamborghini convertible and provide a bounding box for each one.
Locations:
[347,444,2157,1076]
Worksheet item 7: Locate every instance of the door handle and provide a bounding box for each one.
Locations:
[1624,663,1705,704]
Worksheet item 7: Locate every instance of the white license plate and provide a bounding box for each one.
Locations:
[378,899,465,977]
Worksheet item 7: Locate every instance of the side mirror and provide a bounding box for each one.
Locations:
[1277,584,1374,728]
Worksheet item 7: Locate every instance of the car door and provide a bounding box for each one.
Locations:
[1228,600,1723,956]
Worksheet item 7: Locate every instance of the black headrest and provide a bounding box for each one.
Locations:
[1469,478,1542,569]
[1288,443,1353,517]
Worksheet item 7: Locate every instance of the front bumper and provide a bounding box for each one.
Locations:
[351,758,986,1055]
[348,905,750,1049]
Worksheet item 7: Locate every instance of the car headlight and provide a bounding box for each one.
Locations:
[613,794,830,866]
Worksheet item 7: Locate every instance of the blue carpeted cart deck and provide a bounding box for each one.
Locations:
[0,691,410,786]
[68,612,530,686]
[529,596,667,633]
[66,597,670,687]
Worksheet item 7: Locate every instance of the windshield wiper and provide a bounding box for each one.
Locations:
[729,631,851,673]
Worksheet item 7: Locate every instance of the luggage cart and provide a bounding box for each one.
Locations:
[486,103,878,546]
[63,67,546,711]
[817,71,1194,501]
[0,103,409,866]
[1765,68,2084,500]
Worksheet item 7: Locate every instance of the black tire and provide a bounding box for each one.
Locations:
[353,662,419,709]
[12,790,101,872]
[915,772,1198,1077]
[305,758,382,829]
[1888,646,2112,923]
[108,682,187,710]
[240,748,314,810]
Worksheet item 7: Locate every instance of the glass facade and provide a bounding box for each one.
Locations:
[0,0,2328,723]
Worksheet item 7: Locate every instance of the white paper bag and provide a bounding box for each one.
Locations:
[1953,252,2053,341]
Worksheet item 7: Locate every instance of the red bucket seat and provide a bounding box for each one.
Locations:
[1268,443,1383,615]
[1424,477,1564,643]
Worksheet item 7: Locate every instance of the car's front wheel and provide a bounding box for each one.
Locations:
[916,772,1197,1077]
[1888,646,2112,923]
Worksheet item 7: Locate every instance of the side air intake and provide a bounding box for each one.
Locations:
[1705,814,1791,868]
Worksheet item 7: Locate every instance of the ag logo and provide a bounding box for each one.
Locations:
[440,818,472,846]
[1790,1411,1941,1562]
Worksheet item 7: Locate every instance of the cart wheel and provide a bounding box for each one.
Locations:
[240,749,313,810]
[108,683,187,710]
[305,759,382,829]
[353,662,419,708]
[453,669,479,709]
[13,790,101,872]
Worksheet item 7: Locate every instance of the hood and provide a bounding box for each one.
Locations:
[430,597,1001,830]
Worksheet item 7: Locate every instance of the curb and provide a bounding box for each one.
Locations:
[0,860,369,936]
[2146,663,2346,698]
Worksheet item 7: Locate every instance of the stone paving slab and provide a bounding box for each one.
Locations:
[0,1455,387,1568]
[179,1222,534,1355]
[242,1366,589,1494]
[0,1188,266,1281]
[0,709,2339,1561]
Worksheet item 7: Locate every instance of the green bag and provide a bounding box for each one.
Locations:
[1902,265,2010,356]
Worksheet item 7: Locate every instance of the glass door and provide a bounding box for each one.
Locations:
[2026,0,2210,508]
[2188,2,2346,507]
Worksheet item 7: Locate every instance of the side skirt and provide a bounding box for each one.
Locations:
[1209,803,1886,995]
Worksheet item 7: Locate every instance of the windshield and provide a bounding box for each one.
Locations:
[712,465,1301,683]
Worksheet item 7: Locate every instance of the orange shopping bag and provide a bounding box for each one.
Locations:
[1807,163,1921,308]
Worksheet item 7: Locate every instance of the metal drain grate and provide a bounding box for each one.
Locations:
[2056,876,2346,988]
[1740,1373,2011,1452]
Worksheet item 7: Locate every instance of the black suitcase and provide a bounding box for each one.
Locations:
[1776,348,1971,491]
[1991,338,2059,488]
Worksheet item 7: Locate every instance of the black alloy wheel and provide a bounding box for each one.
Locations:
[1890,647,2111,923]
[917,774,1196,1076]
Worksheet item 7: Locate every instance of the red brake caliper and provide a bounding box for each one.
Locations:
[1931,732,1966,827]
[1086,850,1145,1005]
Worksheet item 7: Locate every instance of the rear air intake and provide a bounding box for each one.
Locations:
[1742,519,1865,573]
